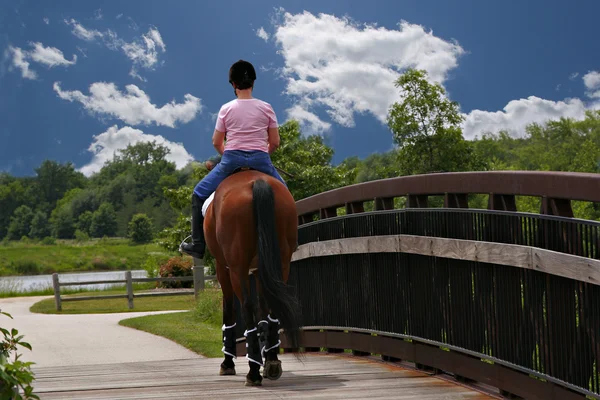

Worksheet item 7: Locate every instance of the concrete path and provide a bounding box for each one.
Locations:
[0,296,200,368]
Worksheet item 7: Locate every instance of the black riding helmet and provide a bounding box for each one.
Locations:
[228,60,256,90]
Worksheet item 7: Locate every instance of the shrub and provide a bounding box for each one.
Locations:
[143,253,171,279]
[91,256,109,270]
[128,214,154,244]
[0,310,38,399]
[10,260,41,275]
[40,236,56,245]
[158,256,193,288]
[194,289,222,326]
[74,229,90,243]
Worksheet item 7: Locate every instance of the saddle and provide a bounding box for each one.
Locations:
[201,167,256,217]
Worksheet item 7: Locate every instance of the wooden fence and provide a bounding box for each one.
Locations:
[52,259,215,311]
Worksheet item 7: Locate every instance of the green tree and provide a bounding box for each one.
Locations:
[128,213,154,244]
[90,203,118,238]
[77,211,93,235]
[34,160,86,213]
[353,152,401,183]
[386,68,479,174]
[270,120,357,200]
[6,205,34,240]
[50,206,75,239]
[29,210,51,239]
[0,179,33,239]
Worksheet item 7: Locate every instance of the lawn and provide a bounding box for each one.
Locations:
[119,288,224,357]
[119,311,223,357]
[0,237,167,276]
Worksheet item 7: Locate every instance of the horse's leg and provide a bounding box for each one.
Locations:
[257,290,283,380]
[241,272,263,386]
[219,262,237,376]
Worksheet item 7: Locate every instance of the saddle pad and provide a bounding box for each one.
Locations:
[202,192,215,217]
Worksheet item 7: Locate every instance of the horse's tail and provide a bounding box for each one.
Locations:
[252,178,302,350]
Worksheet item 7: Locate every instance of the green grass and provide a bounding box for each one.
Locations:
[119,311,223,357]
[118,288,224,357]
[29,285,196,314]
[0,237,166,277]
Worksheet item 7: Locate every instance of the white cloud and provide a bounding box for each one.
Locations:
[94,9,103,20]
[256,27,270,41]
[53,81,202,127]
[116,14,123,20]
[76,46,88,58]
[583,71,600,98]
[129,67,147,82]
[65,19,166,76]
[121,27,166,69]
[569,72,579,80]
[80,125,194,176]
[267,9,600,140]
[64,18,104,41]
[29,42,77,67]
[5,46,37,79]
[43,17,49,25]
[270,10,464,134]
[461,96,589,140]
[287,104,331,134]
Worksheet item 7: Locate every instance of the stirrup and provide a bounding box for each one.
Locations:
[178,235,192,251]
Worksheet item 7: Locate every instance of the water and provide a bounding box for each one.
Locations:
[0,270,148,293]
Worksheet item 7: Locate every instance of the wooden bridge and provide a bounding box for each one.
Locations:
[33,171,600,399]
[32,354,495,399]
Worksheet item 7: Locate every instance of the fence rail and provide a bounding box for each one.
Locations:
[52,259,215,311]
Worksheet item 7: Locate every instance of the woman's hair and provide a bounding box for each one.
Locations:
[229,60,256,90]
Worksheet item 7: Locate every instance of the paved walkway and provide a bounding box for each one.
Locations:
[0,296,199,368]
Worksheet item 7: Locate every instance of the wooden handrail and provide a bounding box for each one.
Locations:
[295,171,600,221]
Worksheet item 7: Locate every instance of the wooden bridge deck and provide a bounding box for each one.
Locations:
[31,354,497,399]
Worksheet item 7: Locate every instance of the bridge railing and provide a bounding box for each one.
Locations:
[233,171,600,399]
[295,170,600,223]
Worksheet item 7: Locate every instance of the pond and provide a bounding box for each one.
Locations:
[0,270,148,293]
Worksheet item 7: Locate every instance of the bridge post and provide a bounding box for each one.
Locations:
[345,201,364,214]
[319,207,337,219]
[192,258,205,299]
[52,273,62,312]
[444,193,469,208]
[487,194,517,211]
[540,197,574,217]
[407,194,428,208]
[374,197,394,211]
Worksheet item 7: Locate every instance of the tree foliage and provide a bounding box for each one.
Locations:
[128,213,154,244]
[387,68,479,174]
[3,82,600,244]
[90,203,118,238]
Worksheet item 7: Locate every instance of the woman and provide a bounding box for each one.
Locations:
[180,59,286,259]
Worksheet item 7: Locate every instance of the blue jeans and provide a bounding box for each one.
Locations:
[193,150,287,200]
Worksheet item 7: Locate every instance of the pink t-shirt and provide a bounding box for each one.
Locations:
[215,98,278,153]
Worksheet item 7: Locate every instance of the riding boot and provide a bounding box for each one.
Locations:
[180,194,206,259]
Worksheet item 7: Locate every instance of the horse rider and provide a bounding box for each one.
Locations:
[179,59,287,259]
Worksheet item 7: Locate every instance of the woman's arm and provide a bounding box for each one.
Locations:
[212,129,226,155]
[267,127,280,154]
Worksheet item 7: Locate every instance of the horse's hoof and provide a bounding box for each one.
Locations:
[263,360,282,380]
[245,377,263,386]
[219,367,236,376]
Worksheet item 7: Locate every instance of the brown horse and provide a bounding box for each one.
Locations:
[203,169,301,386]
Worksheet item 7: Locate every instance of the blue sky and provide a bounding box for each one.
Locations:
[1,0,599,176]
